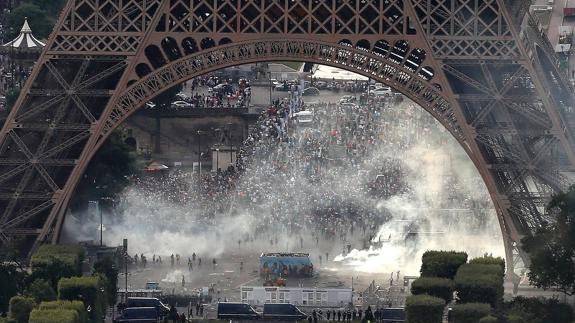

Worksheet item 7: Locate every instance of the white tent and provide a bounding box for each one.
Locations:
[3,17,45,49]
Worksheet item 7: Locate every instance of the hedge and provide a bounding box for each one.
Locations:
[479,316,497,323]
[26,279,57,303]
[410,277,453,303]
[455,264,503,308]
[58,276,105,322]
[29,309,79,323]
[420,250,467,279]
[507,315,526,323]
[450,303,491,323]
[30,245,84,288]
[505,296,574,323]
[8,296,36,323]
[456,264,504,278]
[39,301,87,323]
[405,294,445,323]
[469,256,505,272]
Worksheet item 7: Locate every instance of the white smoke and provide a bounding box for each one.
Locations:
[63,99,503,276]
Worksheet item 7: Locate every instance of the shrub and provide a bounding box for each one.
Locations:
[26,279,56,303]
[507,315,526,323]
[405,294,444,323]
[93,256,118,307]
[479,315,497,323]
[0,263,26,316]
[457,264,504,278]
[455,264,503,308]
[57,276,105,322]
[469,256,505,272]
[420,250,467,279]
[29,309,79,323]
[505,296,574,323]
[30,245,84,289]
[39,301,87,323]
[410,277,453,303]
[450,303,491,323]
[8,296,36,323]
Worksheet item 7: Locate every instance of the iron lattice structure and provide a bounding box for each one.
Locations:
[0,0,574,269]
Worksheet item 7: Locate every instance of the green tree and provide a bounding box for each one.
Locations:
[70,131,137,211]
[6,4,54,40]
[5,88,21,112]
[521,185,575,296]
[93,257,118,306]
[9,296,36,323]
[26,279,56,303]
[0,263,26,316]
[504,296,574,323]
[152,84,183,108]
[29,0,67,16]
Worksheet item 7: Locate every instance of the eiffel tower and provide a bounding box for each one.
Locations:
[0,0,573,273]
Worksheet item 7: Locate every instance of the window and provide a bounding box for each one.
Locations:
[302,292,314,305]
[279,291,290,303]
[320,292,327,305]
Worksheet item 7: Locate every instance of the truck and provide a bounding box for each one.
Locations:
[259,253,314,278]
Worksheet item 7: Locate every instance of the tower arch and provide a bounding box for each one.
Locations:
[0,0,572,274]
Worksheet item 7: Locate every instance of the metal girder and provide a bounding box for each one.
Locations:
[0,0,572,271]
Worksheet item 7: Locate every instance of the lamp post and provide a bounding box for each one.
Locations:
[268,71,273,106]
[196,130,205,183]
[226,123,234,165]
[99,203,103,246]
[123,238,128,305]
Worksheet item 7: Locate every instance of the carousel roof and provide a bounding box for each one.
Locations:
[3,18,45,49]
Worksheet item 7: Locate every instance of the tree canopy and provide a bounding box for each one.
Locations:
[70,131,137,211]
[5,2,60,41]
[521,185,575,295]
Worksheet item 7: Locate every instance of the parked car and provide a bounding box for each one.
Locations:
[175,92,189,101]
[113,307,159,323]
[270,79,281,87]
[145,282,160,290]
[303,87,320,96]
[339,95,355,104]
[373,87,392,97]
[171,101,192,109]
[213,83,233,94]
[262,303,307,321]
[217,302,261,320]
[315,81,327,89]
[126,297,169,317]
[381,307,406,322]
[275,83,290,91]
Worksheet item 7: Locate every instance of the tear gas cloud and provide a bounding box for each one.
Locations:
[64,99,503,276]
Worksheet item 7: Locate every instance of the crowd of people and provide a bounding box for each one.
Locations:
[121,78,495,258]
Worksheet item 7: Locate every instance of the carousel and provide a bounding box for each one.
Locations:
[1,17,45,92]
